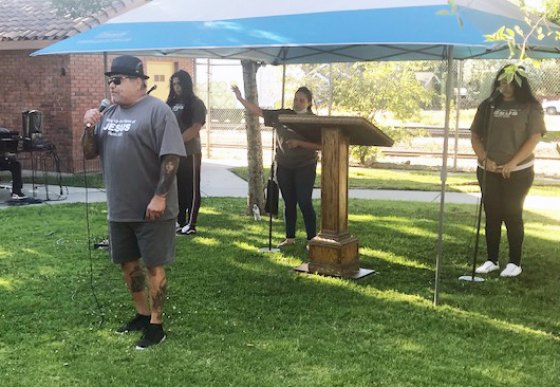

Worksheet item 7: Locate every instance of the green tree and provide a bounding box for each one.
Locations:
[333,62,433,164]
[542,0,560,23]
[284,62,433,164]
[51,0,113,17]
[241,60,265,214]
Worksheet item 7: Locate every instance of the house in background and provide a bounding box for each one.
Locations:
[0,0,196,173]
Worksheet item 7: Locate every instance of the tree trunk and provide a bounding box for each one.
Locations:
[241,60,265,215]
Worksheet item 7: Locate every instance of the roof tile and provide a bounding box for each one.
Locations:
[0,0,146,42]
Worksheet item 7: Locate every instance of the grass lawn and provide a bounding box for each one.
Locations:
[231,166,560,196]
[23,166,559,196]
[1,199,559,386]
[22,173,105,189]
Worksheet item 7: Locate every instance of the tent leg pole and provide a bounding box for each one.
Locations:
[433,46,454,306]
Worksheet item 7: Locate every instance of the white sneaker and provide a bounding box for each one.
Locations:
[500,263,522,277]
[180,224,197,235]
[475,260,500,274]
[11,193,27,200]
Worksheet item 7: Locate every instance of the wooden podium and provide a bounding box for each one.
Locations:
[278,115,393,279]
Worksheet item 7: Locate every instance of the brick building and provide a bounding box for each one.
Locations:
[0,0,196,173]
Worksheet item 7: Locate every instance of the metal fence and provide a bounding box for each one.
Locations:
[195,58,560,177]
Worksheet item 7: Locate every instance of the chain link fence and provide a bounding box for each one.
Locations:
[195,58,560,177]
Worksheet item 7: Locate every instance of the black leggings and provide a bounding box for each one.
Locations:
[176,153,202,227]
[276,162,317,241]
[477,166,534,265]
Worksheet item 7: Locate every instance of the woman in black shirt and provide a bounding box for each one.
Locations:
[232,85,320,248]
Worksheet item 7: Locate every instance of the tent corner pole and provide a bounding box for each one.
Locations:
[433,46,454,307]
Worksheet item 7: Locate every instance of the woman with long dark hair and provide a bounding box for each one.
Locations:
[232,85,320,248]
[167,70,207,235]
[470,64,546,277]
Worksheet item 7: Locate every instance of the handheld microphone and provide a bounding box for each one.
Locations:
[86,99,111,128]
[147,84,157,95]
[98,98,111,113]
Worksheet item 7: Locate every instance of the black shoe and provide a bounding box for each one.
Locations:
[135,323,166,350]
[94,239,109,250]
[115,313,150,334]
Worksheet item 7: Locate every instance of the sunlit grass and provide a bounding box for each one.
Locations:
[232,166,560,196]
[0,199,558,386]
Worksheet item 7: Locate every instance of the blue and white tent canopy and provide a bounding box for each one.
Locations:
[33,0,560,62]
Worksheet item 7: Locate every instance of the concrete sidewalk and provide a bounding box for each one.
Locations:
[0,158,557,210]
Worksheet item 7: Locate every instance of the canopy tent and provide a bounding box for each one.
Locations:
[33,0,560,61]
[33,0,560,304]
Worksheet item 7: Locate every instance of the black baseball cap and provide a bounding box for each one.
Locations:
[105,55,149,79]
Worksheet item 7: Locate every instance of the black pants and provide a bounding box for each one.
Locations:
[176,153,202,227]
[0,156,23,195]
[276,162,317,240]
[477,166,534,265]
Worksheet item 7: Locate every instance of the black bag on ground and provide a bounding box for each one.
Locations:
[264,179,279,216]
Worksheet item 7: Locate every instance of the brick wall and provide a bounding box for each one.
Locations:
[0,50,195,173]
[0,50,72,172]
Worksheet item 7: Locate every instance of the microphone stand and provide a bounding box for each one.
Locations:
[260,129,280,253]
[459,97,495,282]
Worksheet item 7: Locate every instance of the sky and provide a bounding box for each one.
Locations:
[524,0,545,12]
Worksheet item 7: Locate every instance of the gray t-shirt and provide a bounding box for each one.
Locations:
[263,109,319,169]
[96,95,187,222]
[470,100,546,165]
[170,96,207,155]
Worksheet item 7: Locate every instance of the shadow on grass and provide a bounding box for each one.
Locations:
[0,199,559,386]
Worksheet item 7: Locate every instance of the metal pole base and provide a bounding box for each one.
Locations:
[458,275,485,282]
[259,247,280,253]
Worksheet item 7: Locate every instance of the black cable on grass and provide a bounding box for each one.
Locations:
[82,157,105,327]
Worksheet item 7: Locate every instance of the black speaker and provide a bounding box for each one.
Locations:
[22,110,43,150]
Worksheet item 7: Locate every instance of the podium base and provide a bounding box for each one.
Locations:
[458,275,485,282]
[294,263,375,279]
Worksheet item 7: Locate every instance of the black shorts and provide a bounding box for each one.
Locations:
[108,220,176,268]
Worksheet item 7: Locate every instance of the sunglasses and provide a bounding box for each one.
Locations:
[107,76,136,85]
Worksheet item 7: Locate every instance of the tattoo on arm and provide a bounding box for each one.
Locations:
[155,155,180,197]
[81,128,99,159]
[151,278,167,321]
[129,266,146,293]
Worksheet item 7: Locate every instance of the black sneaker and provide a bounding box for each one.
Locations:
[94,239,110,250]
[115,313,150,334]
[180,224,197,235]
[135,323,166,350]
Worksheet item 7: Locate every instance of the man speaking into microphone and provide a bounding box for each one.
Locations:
[82,55,186,349]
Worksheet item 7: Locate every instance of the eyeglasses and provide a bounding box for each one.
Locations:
[107,76,135,85]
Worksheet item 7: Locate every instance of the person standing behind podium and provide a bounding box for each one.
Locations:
[0,155,26,199]
[166,70,207,236]
[232,85,320,248]
[470,64,546,278]
[82,55,186,349]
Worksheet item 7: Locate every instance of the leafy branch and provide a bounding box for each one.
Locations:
[483,1,560,84]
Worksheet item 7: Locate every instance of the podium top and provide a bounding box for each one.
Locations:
[278,115,393,147]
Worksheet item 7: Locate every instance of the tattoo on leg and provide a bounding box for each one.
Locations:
[129,266,145,293]
[152,278,167,320]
